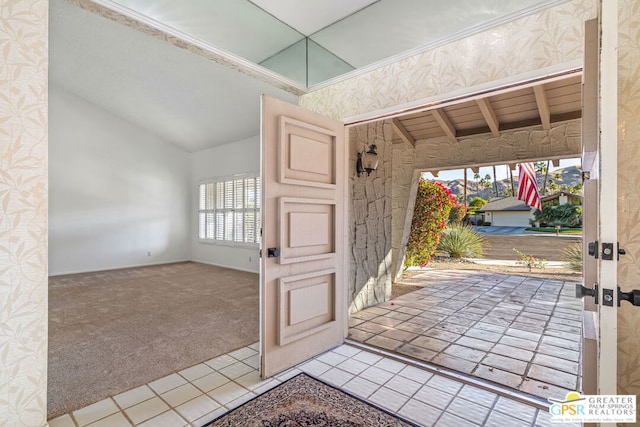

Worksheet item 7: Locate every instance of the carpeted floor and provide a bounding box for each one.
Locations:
[204,373,420,427]
[48,262,258,419]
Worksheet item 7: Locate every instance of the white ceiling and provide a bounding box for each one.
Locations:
[49,0,298,152]
[249,0,379,36]
[49,0,570,152]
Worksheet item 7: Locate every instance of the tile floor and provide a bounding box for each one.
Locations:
[48,342,580,427]
[349,270,583,399]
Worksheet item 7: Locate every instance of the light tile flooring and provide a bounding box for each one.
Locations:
[48,343,579,427]
[349,270,583,399]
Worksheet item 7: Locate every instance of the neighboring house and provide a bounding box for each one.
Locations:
[541,191,583,207]
[480,197,532,227]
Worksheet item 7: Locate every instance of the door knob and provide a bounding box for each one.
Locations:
[267,247,280,258]
[618,287,640,307]
[576,283,598,304]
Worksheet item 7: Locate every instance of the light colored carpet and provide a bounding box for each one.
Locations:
[48,261,258,419]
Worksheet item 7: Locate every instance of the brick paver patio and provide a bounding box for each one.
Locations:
[348,270,583,400]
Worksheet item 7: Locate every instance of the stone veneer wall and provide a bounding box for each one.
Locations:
[349,121,393,313]
[391,120,581,280]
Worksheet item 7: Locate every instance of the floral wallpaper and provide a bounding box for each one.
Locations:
[300,0,596,121]
[617,0,640,417]
[0,0,49,426]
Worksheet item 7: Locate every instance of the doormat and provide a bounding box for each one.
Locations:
[203,373,420,426]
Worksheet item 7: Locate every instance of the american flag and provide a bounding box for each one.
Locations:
[517,163,542,210]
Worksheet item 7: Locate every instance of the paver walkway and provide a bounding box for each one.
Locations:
[348,270,583,400]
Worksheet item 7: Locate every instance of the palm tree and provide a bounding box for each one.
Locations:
[463,168,468,207]
[492,165,498,196]
[508,165,515,196]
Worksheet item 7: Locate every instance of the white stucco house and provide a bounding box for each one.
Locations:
[480,197,532,227]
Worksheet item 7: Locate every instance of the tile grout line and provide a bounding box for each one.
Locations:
[110,396,135,426]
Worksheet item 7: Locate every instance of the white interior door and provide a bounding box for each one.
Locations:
[260,95,348,378]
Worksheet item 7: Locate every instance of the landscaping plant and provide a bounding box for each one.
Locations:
[513,248,546,271]
[532,203,582,228]
[563,242,582,271]
[405,180,458,267]
[437,224,485,258]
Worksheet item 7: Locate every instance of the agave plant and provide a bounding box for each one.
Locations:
[563,242,582,271]
[437,224,484,258]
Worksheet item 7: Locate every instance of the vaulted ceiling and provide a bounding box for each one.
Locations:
[50,0,577,152]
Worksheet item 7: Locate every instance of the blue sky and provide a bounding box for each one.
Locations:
[422,158,581,182]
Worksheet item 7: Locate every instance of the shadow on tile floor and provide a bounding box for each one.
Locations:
[348,270,583,400]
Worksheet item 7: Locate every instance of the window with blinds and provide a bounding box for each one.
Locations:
[198,173,261,244]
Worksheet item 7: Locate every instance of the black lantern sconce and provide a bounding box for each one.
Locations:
[356,144,379,177]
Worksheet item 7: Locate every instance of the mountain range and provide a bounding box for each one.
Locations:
[430,166,582,203]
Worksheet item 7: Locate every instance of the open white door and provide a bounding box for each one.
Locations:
[260,95,348,378]
[578,0,618,412]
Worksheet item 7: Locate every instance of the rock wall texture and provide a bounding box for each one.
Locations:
[349,121,393,312]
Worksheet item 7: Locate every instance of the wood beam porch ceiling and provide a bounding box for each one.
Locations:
[389,74,582,145]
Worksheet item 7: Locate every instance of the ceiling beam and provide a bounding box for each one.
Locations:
[476,98,500,137]
[391,118,415,148]
[456,111,582,138]
[431,109,457,139]
[533,85,551,130]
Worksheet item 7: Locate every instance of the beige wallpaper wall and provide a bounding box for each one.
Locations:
[617,0,640,418]
[300,0,596,121]
[0,0,49,426]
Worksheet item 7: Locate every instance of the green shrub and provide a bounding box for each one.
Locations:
[437,224,485,258]
[533,203,582,227]
[483,221,492,226]
[405,180,458,267]
[563,242,582,271]
[448,204,467,224]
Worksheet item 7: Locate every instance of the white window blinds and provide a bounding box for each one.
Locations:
[198,173,260,244]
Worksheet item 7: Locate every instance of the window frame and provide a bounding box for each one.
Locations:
[198,172,261,247]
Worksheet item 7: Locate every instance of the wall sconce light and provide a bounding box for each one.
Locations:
[356,144,379,177]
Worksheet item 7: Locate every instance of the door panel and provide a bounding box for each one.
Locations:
[261,95,347,378]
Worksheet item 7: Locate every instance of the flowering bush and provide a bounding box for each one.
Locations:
[513,248,546,271]
[405,180,459,267]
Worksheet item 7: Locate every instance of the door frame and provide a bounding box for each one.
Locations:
[595,0,618,399]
